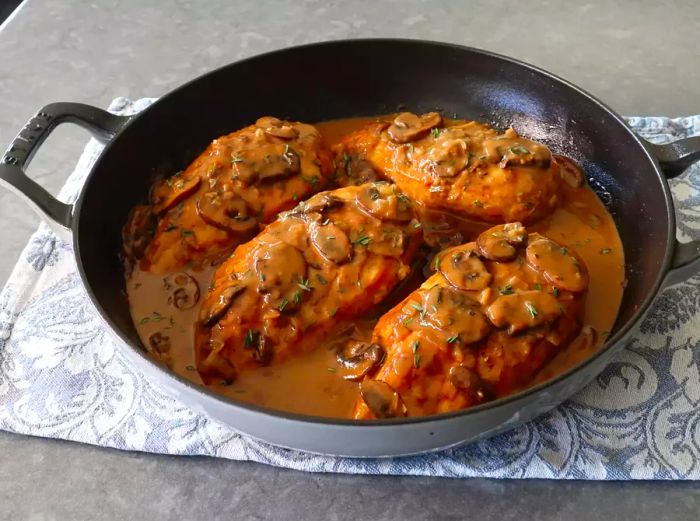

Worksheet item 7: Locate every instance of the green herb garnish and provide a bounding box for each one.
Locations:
[473,199,484,208]
[510,145,530,155]
[298,277,312,292]
[316,274,328,285]
[499,284,514,295]
[243,329,258,349]
[447,335,459,344]
[525,302,538,319]
[277,298,289,312]
[353,234,370,247]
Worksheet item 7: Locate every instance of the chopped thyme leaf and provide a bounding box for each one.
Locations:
[431,128,441,139]
[473,199,484,208]
[434,256,441,270]
[243,329,258,349]
[301,175,319,186]
[353,234,370,247]
[164,224,178,232]
[525,302,538,319]
[298,277,312,291]
[410,302,424,314]
[139,312,168,324]
[277,297,289,312]
[560,247,569,255]
[259,272,266,282]
[180,228,194,237]
[510,145,530,155]
[343,153,350,165]
[292,291,302,305]
[413,221,422,229]
[447,335,459,344]
[403,316,414,326]
[316,274,328,285]
[231,155,244,163]
[552,287,560,297]
[534,283,542,291]
[499,284,514,295]
[412,340,420,353]
[413,353,421,368]
[209,178,217,189]
[600,248,612,254]
[185,365,196,372]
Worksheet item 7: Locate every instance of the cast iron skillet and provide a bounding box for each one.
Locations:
[2,39,700,457]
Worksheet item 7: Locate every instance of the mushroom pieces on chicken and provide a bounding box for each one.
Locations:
[194,183,423,384]
[334,113,563,224]
[353,224,589,419]
[124,117,334,273]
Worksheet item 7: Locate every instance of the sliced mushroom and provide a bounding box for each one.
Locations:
[200,284,247,327]
[250,333,273,366]
[526,237,589,292]
[482,134,552,168]
[346,158,377,184]
[438,244,492,291]
[164,272,200,310]
[254,242,308,307]
[476,222,527,261]
[368,227,407,258]
[309,221,352,264]
[151,175,201,214]
[256,116,299,140]
[359,380,408,419]
[148,332,171,354]
[336,341,385,381]
[554,155,586,188]
[569,325,599,352]
[356,183,413,222]
[387,112,442,144]
[122,205,156,261]
[428,138,470,178]
[303,193,344,214]
[449,365,485,400]
[231,147,301,184]
[418,286,491,344]
[258,148,301,182]
[486,290,562,334]
[196,192,258,234]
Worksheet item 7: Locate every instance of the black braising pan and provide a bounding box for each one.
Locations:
[2,40,699,457]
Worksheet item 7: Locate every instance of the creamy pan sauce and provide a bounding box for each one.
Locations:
[126,117,624,418]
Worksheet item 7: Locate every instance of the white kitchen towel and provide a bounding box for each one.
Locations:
[1,98,699,479]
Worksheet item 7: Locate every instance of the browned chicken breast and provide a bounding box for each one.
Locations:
[123,117,334,273]
[194,182,423,383]
[350,223,591,419]
[334,113,562,224]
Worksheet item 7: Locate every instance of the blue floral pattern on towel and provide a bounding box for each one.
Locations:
[1,99,699,479]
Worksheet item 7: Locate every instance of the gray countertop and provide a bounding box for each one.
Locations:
[1,0,700,519]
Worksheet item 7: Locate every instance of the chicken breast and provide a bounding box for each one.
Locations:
[194,182,423,383]
[350,223,589,419]
[334,113,562,224]
[123,117,334,273]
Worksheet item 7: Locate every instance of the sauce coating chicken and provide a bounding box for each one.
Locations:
[194,183,423,383]
[123,117,334,273]
[351,224,589,419]
[334,113,561,224]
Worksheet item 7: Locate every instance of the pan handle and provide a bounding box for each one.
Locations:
[0,102,130,240]
[648,138,700,286]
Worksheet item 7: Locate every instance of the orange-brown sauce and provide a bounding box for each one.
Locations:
[127,116,625,418]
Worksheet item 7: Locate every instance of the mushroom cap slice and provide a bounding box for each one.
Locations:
[428,138,470,178]
[196,192,258,234]
[151,175,201,214]
[336,342,385,381]
[309,221,352,265]
[254,241,308,309]
[199,284,247,327]
[148,331,171,354]
[555,155,586,188]
[476,222,527,261]
[526,237,589,292]
[486,290,563,334]
[482,133,552,168]
[258,148,301,182]
[420,286,491,344]
[449,365,485,399]
[387,112,442,144]
[256,116,299,140]
[164,272,201,310]
[356,183,413,222]
[438,244,492,291]
[360,380,408,419]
